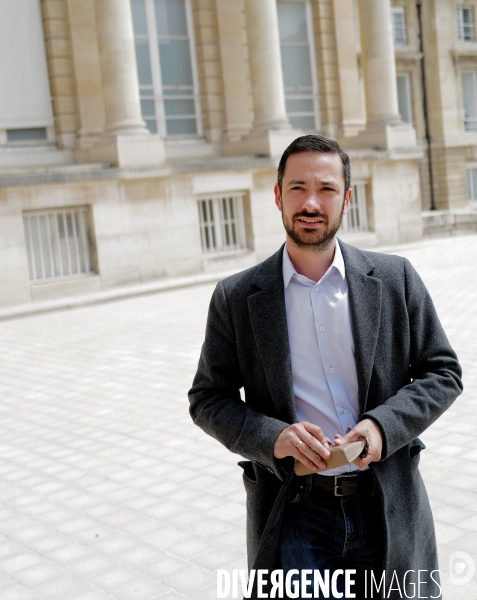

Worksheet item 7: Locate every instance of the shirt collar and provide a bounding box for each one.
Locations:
[282,239,346,288]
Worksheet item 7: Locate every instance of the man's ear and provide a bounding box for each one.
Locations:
[274,183,283,212]
[343,187,352,215]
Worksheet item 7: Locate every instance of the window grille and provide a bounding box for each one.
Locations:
[396,73,413,124]
[467,165,477,200]
[391,7,407,45]
[198,194,247,254]
[23,207,95,283]
[457,7,475,42]
[341,184,368,234]
[461,71,477,131]
[277,1,320,131]
[130,0,201,137]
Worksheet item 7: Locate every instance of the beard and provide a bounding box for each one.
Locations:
[282,200,346,253]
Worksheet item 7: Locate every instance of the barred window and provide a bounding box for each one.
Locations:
[342,184,368,234]
[23,207,95,283]
[391,7,407,45]
[457,7,475,42]
[198,194,247,254]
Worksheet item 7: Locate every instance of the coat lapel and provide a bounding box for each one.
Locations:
[247,247,296,424]
[339,240,382,414]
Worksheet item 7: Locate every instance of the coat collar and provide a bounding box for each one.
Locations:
[247,239,382,418]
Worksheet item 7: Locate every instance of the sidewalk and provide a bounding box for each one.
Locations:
[0,234,476,600]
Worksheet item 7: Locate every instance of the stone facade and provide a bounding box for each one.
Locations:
[0,0,476,308]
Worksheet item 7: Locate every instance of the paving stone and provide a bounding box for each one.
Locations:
[0,554,41,575]
[33,574,87,598]
[0,584,40,600]
[111,577,169,600]
[88,567,136,590]
[14,562,63,586]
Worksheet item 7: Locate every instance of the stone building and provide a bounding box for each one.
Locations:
[1,0,476,308]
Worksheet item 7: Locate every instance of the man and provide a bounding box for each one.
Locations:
[189,135,462,599]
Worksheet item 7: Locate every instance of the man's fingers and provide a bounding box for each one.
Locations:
[295,431,330,461]
[274,422,331,468]
[294,438,328,470]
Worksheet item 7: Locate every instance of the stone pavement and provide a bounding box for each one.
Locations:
[0,234,476,600]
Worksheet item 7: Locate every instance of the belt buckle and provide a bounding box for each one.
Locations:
[334,473,358,496]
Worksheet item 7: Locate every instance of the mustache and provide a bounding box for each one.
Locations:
[293,211,328,222]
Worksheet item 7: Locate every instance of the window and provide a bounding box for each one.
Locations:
[391,7,407,45]
[6,128,48,143]
[277,1,320,131]
[457,7,475,41]
[198,194,247,254]
[396,73,413,124]
[467,165,477,199]
[130,0,201,137]
[342,184,368,234]
[23,207,95,283]
[461,71,477,131]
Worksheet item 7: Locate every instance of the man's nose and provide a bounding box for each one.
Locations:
[302,192,321,211]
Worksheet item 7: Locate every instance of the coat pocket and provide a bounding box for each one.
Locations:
[238,460,257,484]
[409,438,426,460]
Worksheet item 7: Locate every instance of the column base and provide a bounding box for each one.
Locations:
[222,129,301,158]
[76,134,165,168]
[341,123,416,151]
[337,119,366,139]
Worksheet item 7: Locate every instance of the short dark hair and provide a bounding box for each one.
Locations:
[277,134,351,195]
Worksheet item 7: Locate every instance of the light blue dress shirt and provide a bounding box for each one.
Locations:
[282,241,363,475]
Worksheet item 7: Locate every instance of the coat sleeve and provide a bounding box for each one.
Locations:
[188,281,292,480]
[362,258,463,460]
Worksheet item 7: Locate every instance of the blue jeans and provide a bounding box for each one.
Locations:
[279,475,384,599]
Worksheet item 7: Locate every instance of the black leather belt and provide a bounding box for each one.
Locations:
[295,470,375,497]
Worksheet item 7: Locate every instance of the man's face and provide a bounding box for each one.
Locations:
[274,152,352,252]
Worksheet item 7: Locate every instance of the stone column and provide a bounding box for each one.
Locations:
[358,0,400,127]
[87,0,164,166]
[243,0,289,131]
[223,0,298,157]
[346,0,416,150]
[215,0,254,142]
[332,0,365,138]
[94,0,146,135]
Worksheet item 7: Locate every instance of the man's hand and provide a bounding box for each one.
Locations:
[274,422,331,471]
[334,418,383,468]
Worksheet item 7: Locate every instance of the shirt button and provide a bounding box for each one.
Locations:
[314,286,318,291]
[340,408,346,414]
[329,367,334,373]
[319,326,325,332]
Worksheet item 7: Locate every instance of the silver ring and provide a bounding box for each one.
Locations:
[295,440,303,449]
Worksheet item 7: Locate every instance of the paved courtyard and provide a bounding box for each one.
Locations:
[0,234,476,600]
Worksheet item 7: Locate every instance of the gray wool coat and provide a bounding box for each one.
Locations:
[189,240,463,600]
